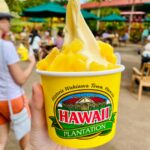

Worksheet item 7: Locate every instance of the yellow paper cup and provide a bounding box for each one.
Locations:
[37,65,125,149]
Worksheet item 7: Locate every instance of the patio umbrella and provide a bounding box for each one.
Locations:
[22,2,98,20]
[143,17,150,22]
[99,14,127,22]
[81,10,99,20]
[28,17,48,23]
[141,2,150,13]
[22,2,66,18]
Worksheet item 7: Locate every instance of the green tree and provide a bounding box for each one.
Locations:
[22,0,49,9]
[88,0,101,2]
[5,0,49,13]
[100,8,120,17]
[5,0,23,12]
[50,0,68,5]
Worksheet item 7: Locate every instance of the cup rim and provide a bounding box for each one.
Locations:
[36,64,125,77]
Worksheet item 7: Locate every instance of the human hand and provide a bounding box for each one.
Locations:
[25,83,78,150]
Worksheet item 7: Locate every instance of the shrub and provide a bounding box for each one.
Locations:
[130,23,144,43]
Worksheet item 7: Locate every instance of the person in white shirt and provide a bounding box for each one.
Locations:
[141,38,150,67]
[0,1,35,149]
[29,29,41,61]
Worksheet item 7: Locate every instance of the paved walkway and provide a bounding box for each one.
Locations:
[5,44,150,150]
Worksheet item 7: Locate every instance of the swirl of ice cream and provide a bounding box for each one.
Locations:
[64,0,108,67]
[37,0,118,72]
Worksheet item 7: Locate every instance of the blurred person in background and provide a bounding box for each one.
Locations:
[112,30,119,47]
[42,30,55,45]
[119,30,129,45]
[141,27,149,45]
[0,0,36,149]
[20,27,27,40]
[54,30,64,49]
[29,29,41,61]
[141,36,150,67]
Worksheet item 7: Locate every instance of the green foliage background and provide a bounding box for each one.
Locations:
[5,0,149,43]
[5,0,49,12]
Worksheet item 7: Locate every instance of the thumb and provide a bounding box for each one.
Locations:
[30,83,78,150]
[31,83,46,129]
[30,83,56,149]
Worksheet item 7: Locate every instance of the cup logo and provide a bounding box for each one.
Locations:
[50,90,116,139]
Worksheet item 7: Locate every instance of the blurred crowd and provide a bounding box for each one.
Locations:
[3,25,150,67]
[4,26,64,61]
[94,29,129,46]
[5,26,131,61]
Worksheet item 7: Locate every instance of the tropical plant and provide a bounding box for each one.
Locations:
[22,0,49,9]
[51,0,68,5]
[100,8,120,17]
[130,23,144,43]
[5,0,23,12]
[88,0,101,2]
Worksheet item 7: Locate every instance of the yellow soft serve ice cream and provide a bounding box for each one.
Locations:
[37,39,118,71]
[37,0,118,72]
[36,0,125,149]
